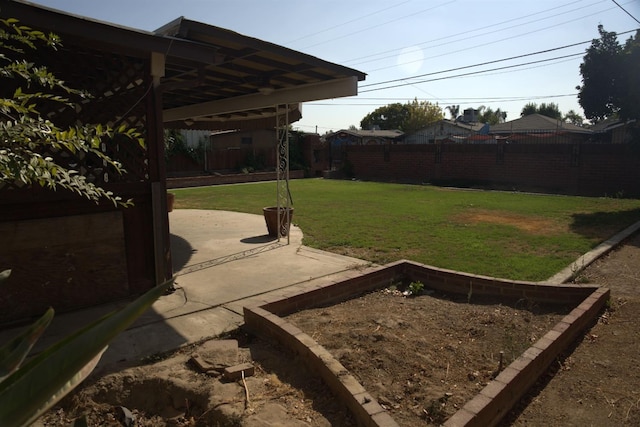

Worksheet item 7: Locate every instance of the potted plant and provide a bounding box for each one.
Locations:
[263,206,294,237]
[167,192,175,212]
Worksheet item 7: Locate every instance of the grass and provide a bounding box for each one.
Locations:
[172,179,640,281]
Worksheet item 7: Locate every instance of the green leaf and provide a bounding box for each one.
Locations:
[0,269,11,283]
[22,348,105,427]
[0,308,54,382]
[0,278,173,427]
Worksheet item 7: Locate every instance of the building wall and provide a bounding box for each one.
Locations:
[344,143,640,197]
[404,122,475,144]
[210,129,277,150]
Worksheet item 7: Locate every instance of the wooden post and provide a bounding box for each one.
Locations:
[147,53,172,285]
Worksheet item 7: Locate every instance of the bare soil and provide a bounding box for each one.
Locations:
[39,232,640,426]
[505,231,640,427]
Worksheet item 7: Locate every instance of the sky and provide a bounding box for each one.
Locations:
[29,0,640,133]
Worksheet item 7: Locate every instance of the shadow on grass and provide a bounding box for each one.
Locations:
[570,208,640,244]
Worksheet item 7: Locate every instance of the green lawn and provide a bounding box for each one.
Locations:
[172,179,640,281]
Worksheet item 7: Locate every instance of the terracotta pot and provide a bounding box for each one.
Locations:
[263,206,294,237]
[167,192,175,212]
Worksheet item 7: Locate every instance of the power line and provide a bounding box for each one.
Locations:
[361,42,588,88]
[306,94,579,106]
[359,53,585,93]
[297,1,456,50]
[364,4,627,74]
[345,0,598,67]
[612,0,640,24]
[360,28,638,89]
[284,0,412,45]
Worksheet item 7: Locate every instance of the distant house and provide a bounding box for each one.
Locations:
[324,129,404,170]
[403,119,489,144]
[325,129,404,146]
[489,114,592,143]
[590,118,637,144]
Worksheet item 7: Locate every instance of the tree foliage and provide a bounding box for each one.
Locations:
[478,107,507,125]
[360,99,443,132]
[0,18,143,206]
[563,109,585,126]
[520,102,562,120]
[577,26,640,122]
[446,104,460,120]
[360,102,409,130]
[403,98,443,133]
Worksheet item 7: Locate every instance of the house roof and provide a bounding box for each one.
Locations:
[489,114,592,134]
[430,119,486,132]
[327,129,405,139]
[590,117,637,133]
[6,1,366,130]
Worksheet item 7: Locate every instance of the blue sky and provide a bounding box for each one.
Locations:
[30,0,640,133]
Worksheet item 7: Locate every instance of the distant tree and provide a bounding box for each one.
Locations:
[563,110,585,126]
[577,26,622,122]
[577,26,640,122]
[360,102,409,130]
[348,124,358,130]
[520,102,562,119]
[403,98,443,133]
[479,107,507,125]
[360,99,442,132]
[446,104,460,120]
[537,103,562,120]
[617,30,640,121]
[521,103,538,116]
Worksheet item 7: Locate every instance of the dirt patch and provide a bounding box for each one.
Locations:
[504,232,640,426]
[286,287,571,426]
[455,209,566,236]
[39,232,640,426]
[39,335,355,427]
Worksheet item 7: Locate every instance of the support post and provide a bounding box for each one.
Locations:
[276,104,291,244]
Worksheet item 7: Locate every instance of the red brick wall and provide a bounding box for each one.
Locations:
[345,143,640,197]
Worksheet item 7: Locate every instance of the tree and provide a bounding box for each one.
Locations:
[521,102,538,116]
[563,110,585,126]
[446,105,460,120]
[479,107,507,125]
[403,98,443,133]
[0,18,143,206]
[520,102,562,119]
[360,102,409,130]
[360,99,443,132]
[348,124,358,130]
[577,26,640,122]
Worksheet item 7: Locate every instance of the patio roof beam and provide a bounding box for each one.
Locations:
[163,76,357,122]
[3,1,220,64]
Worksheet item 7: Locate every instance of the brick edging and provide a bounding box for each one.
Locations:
[242,260,609,426]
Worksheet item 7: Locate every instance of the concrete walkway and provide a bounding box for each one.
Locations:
[1,209,369,373]
[4,209,639,375]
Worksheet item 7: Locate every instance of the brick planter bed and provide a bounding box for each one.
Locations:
[243,260,609,427]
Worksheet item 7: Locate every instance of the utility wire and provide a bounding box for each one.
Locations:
[361,28,638,89]
[345,0,598,67]
[359,53,585,93]
[308,94,579,106]
[284,0,412,45]
[361,43,588,88]
[298,1,455,50]
[611,0,640,24]
[365,5,629,74]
